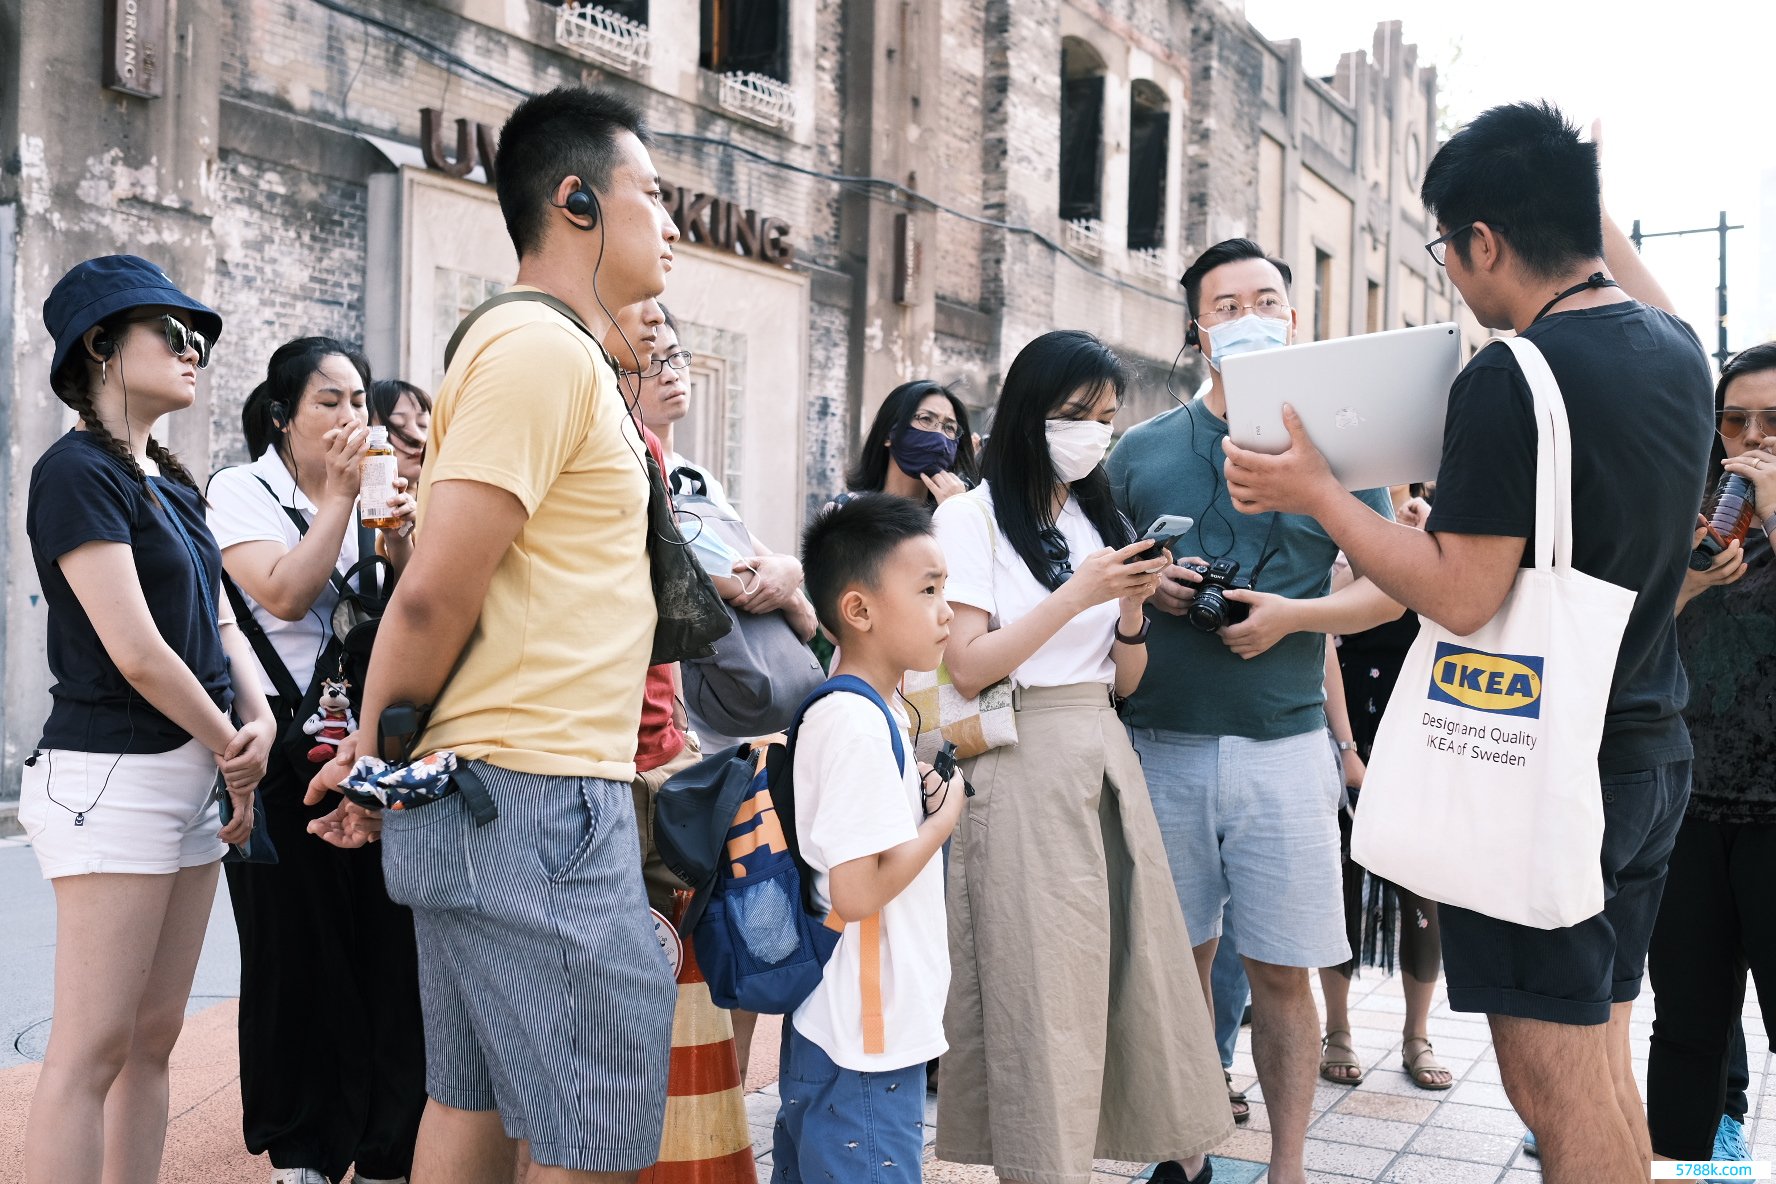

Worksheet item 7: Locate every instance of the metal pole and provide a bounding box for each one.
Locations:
[1631,218,1642,253]
[1717,211,1730,368]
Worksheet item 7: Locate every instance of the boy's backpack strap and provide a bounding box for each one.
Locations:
[788,674,906,774]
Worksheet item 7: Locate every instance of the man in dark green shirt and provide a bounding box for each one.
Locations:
[1107,238,1399,1184]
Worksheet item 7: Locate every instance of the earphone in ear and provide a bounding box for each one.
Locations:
[90,331,117,359]
[562,183,600,230]
[1184,320,1200,348]
[269,402,290,431]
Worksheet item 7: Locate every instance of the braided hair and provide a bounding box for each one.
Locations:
[49,313,205,499]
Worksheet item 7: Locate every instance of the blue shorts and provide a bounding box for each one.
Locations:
[380,764,678,1172]
[771,1022,926,1184]
[1130,727,1350,969]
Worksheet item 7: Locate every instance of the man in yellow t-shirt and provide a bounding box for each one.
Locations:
[308,86,682,1184]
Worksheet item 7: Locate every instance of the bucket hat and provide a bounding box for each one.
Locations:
[44,255,223,382]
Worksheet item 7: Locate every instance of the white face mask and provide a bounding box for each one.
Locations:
[1205,313,1291,371]
[1045,418,1114,484]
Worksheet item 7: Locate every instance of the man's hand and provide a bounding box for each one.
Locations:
[306,730,361,805]
[308,800,384,848]
[1217,590,1301,660]
[1222,404,1343,517]
[920,471,969,504]
[1151,556,1206,617]
[731,553,804,615]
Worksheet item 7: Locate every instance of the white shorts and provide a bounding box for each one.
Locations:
[18,738,224,878]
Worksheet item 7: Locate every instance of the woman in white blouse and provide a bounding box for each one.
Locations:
[932,330,1230,1184]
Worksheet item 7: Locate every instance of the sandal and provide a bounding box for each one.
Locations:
[1318,1029,1365,1085]
[1225,1069,1250,1125]
[1402,1035,1453,1091]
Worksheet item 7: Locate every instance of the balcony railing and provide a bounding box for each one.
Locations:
[718,71,798,128]
[553,3,652,73]
[1128,246,1172,280]
[1064,217,1106,257]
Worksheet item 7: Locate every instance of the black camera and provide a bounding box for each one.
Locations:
[1185,558,1252,632]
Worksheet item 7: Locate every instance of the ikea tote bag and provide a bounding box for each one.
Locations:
[1351,336,1636,929]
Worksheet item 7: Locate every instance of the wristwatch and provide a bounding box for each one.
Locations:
[1114,617,1151,645]
[1335,740,1357,753]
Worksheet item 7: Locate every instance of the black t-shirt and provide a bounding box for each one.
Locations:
[27,431,231,753]
[1426,302,1714,774]
[1677,533,1776,824]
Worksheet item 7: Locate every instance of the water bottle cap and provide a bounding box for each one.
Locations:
[368,425,389,446]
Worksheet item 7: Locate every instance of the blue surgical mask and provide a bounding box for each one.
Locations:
[686,523,743,578]
[1205,313,1291,371]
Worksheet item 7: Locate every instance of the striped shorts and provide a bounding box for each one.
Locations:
[380,763,678,1172]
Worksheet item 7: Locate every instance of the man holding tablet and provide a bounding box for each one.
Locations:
[1107,238,1403,1184]
[1220,105,1713,1184]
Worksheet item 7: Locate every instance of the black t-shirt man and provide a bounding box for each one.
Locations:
[1427,302,1714,773]
[27,430,231,753]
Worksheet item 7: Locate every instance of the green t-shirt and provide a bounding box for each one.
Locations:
[1106,399,1394,740]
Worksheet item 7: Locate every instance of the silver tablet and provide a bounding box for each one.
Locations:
[1221,322,1462,490]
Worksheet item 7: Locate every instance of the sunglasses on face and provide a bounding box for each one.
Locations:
[1717,408,1776,440]
[124,313,212,369]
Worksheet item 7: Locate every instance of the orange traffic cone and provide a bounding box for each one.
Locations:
[641,893,755,1184]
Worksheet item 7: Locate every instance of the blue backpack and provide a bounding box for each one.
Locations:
[693,675,907,1021]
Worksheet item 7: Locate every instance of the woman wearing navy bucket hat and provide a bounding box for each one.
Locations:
[19,255,276,1184]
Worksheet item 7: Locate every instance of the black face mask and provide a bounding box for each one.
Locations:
[890,426,958,478]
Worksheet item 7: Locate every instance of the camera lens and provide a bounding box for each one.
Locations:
[1188,588,1227,632]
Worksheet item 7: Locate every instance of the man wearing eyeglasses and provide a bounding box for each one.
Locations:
[1219,105,1715,1184]
[1107,238,1404,1184]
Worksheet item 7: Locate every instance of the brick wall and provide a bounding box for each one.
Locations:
[208,151,369,470]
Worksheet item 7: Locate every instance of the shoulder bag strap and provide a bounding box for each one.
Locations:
[444,289,623,376]
[1498,337,1575,574]
[220,573,304,706]
[251,473,361,600]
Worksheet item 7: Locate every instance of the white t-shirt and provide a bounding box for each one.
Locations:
[932,484,1119,688]
[790,692,949,1073]
[206,449,361,694]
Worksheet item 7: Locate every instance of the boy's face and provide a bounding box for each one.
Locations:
[859,535,953,673]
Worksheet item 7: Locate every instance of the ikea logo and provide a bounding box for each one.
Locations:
[1427,642,1544,718]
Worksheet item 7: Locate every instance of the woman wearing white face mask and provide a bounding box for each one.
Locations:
[931,330,1231,1184]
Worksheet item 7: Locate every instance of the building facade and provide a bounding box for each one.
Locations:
[0,0,1466,805]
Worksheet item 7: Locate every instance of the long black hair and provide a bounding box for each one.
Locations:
[1711,342,1776,476]
[981,330,1134,589]
[242,336,372,460]
[846,379,980,494]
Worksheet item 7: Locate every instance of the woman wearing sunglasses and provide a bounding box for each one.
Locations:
[1646,341,1776,1166]
[837,379,981,509]
[20,255,275,1184]
[207,338,420,1184]
[931,330,1229,1184]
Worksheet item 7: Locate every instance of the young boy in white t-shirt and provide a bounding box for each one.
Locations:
[773,494,967,1184]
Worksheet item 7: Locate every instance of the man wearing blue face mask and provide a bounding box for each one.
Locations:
[1106,238,1404,1184]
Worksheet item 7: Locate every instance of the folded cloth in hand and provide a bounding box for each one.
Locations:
[339,751,459,811]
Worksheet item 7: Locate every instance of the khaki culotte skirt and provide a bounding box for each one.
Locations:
[935,683,1231,1184]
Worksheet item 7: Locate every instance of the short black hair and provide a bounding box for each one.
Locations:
[1420,101,1602,279]
[1180,238,1293,321]
[801,494,936,639]
[657,301,679,335]
[493,86,652,257]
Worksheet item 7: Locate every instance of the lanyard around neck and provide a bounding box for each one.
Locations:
[1531,272,1620,325]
